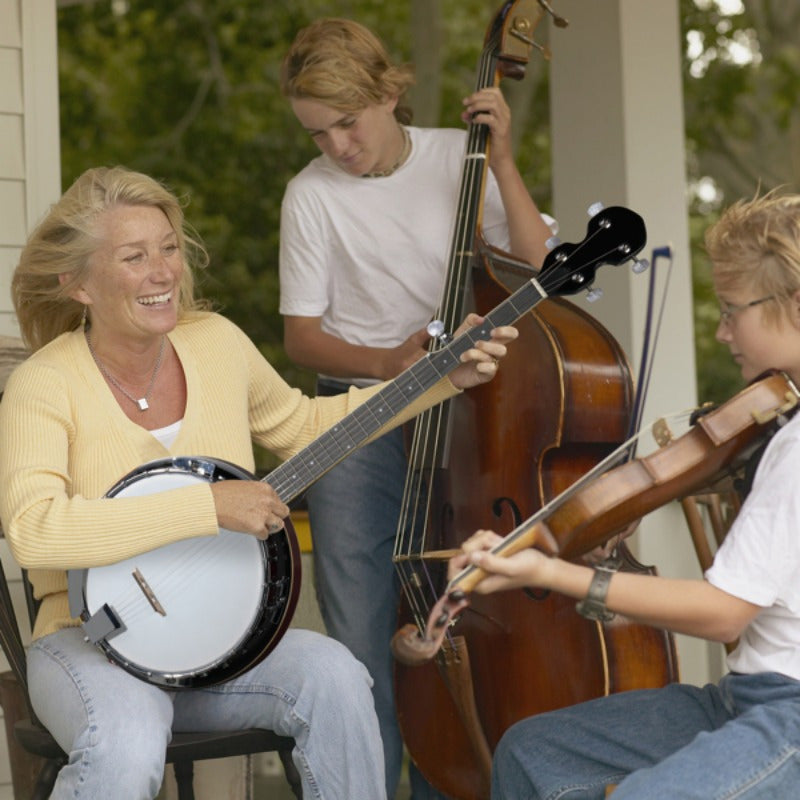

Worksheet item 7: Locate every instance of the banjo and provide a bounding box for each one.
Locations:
[68,206,646,689]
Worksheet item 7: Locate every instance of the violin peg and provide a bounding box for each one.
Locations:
[587,201,605,217]
[585,287,604,303]
[631,257,650,274]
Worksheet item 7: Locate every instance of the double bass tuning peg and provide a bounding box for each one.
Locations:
[537,0,569,28]
[509,2,568,59]
[509,27,552,60]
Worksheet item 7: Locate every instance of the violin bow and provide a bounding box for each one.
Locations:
[626,244,676,453]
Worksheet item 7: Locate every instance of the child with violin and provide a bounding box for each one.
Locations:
[437,190,800,799]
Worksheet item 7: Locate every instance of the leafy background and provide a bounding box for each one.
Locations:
[56,0,800,465]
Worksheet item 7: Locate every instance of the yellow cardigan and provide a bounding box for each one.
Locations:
[0,312,457,639]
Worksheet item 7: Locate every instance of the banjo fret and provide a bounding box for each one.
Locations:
[265,278,546,504]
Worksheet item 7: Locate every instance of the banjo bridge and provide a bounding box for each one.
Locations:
[132,567,167,616]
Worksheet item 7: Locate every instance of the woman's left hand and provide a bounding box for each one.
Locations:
[449,313,518,390]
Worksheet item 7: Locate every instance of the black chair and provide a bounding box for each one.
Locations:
[0,561,302,799]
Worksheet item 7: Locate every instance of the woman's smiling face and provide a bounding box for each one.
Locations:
[74,204,183,345]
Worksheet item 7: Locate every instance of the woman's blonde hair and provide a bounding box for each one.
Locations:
[12,166,209,352]
[706,189,800,324]
[281,18,415,124]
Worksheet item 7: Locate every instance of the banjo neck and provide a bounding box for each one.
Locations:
[262,277,545,504]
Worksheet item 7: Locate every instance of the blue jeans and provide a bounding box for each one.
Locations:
[307,382,449,800]
[28,626,386,799]
[492,672,800,799]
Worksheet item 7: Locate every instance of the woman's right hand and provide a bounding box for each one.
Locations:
[210,480,289,539]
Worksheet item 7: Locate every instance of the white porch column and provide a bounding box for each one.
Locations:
[548,0,720,686]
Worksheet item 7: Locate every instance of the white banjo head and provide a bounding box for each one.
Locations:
[75,458,300,687]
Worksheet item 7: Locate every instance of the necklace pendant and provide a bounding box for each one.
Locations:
[137,398,149,412]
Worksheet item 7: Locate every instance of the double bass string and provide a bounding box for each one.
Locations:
[394,215,646,636]
[394,160,645,639]
[393,46,497,637]
[393,21,631,635]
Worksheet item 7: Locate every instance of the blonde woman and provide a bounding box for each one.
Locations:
[0,166,515,799]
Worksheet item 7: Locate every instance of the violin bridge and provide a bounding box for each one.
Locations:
[652,417,674,448]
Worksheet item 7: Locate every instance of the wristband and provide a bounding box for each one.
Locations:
[575,566,616,621]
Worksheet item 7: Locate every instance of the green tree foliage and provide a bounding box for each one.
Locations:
[57,0,550,392]
[58,1,799,420]
[681,0,800,404]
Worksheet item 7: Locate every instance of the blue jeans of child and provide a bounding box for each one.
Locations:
[492,671,800,799]
[28,626,386,799]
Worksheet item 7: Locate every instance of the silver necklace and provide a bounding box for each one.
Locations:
[86,331,166,412]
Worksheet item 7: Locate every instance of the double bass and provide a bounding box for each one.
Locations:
[391,3,677,798]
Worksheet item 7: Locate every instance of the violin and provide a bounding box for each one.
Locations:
[420,370,800,649]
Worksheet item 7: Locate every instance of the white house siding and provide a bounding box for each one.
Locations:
[0,1,59,797]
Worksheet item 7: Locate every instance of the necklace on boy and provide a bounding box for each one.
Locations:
[86,331,166,412]
[363,126,411,178]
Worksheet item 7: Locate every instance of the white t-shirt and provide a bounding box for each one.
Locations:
[278,126,513,386]
[705,410,800,680]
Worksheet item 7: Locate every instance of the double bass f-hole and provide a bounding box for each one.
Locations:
[490,496,550,601]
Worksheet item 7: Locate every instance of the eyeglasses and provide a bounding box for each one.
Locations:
[718,295,775,324]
